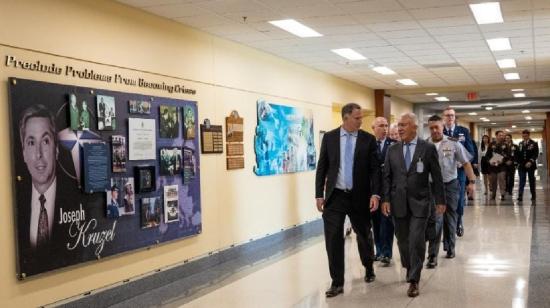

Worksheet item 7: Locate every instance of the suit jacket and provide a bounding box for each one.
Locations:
[443,125,476,165]
[517,139,539,170]
[315,128,381,213]
[377,137,397,169]
[383,138,445,218]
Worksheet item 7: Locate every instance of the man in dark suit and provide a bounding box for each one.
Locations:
[381,113,445,297]
[16,104,83,277]
[517,130,539,201]
[315,103,381,297]
[371,116,396,265]
[442,107,475,237]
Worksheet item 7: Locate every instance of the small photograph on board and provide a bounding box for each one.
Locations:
[97,95,116,131]
[69,93,90,131]
[183,106,196,139]
[135,165,156,193]
[106,177,135,218]
[183,147,196,183]
[121,178,136,216]
[164,185,179,223]
[141,197,161,229]
[159,105,179,138]
[111,135,127,173]
[129,100,151,115]
[160,147,182,176]
[106,183,121,219]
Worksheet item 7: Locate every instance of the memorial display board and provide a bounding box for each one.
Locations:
[8,78,201,279]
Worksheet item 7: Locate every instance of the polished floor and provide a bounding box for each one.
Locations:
[172,173,547,308]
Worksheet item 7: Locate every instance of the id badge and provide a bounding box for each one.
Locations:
[417,158,424,173]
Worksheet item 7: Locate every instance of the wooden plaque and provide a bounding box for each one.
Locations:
[227,157,244,170]
[226,111,243,143]
[227,143,244,156]
[200,124,223,154]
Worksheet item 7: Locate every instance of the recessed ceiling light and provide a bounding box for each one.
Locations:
[397,79,418,86]
[426,93,438,96]
[331,48,366,60]
[468,112,478,115]
[512,125,517,128]
[470,2,504,25]
[505,128,510,132]
[504,73,520,80]
[522,110,530,113]
[525,116,533,120]
[491,122,496,125]
[435,96,449,101]
[514,93,526,98]
[531,128,535,131]
[268,19,323,38]
[528,121,531,124]
[497,59,517,68]
[483,119,490,122]
[487,38,512,51]
[511,88,524,92]
[372,66,396,75]
[485,106,493,110]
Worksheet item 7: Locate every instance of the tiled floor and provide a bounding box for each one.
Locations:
[174,173,547,308]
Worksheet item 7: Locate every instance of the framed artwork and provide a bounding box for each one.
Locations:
[134,165,156,193]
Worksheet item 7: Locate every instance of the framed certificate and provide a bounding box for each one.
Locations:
[135,165,156,193]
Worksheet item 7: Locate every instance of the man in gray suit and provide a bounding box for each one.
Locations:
[381,113,445,297]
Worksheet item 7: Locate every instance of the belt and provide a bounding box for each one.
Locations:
[444,179,458,185]
[334,188,352,194]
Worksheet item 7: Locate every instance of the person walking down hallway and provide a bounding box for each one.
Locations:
[425,115,475,269]
[371,117,397,265]
[517,130,539,201]
[504,134,519,196]
[486,131,510,200]
[381,113,445,298]
[442,107,475,238]
[479,135,492,196]
[315,103,381,298]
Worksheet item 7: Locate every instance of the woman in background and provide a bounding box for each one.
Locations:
[480,135,491,195]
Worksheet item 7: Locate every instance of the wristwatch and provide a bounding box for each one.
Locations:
[468,179,476,184]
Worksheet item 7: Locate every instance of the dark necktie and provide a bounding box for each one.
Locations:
[376,140,383,159]
[405,143,412,170]
[37,194,49,248]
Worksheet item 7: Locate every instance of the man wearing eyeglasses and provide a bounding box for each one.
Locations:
[442,107,476,239]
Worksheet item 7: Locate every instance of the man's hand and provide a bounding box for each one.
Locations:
[316,198,325,212]
[466,183,475,198]
[381,202,391,216]
[436,204,446,215]
[525,162,532,169]
[370,196,379,212]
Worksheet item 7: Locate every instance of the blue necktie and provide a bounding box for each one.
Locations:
[344,133,354,189]
[405,143,412,171]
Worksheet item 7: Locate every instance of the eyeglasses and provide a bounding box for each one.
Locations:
[443,114,455,117]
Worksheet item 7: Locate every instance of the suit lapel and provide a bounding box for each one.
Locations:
[353,131,362,165]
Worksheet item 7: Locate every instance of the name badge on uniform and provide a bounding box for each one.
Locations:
[417,157,424,173]
[458,133,465,142]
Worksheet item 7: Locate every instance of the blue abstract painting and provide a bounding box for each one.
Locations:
[254,99,316,176]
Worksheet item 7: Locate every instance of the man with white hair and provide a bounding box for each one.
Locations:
[382,113,445,297]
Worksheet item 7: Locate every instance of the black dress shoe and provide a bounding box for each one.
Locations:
[517,195,523,201]
[501,195,506,200]
[426,256,437,268]
[374,255,381,262]
[531,196,536,201]
[407,282,419,297]
[446,249,455,259]
[325,285,343,297]
[381,256,391,265]
[457,225,464,237]
[365,269,376,283]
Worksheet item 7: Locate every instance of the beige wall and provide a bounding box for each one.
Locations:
[0,1,378,306]
[389,96,413,124]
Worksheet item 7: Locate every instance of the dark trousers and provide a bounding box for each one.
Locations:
[323,190,374,286]
[372,209,382,257]
[394,210,428,283]
[428,180,459,257]
[518,168,536,198]
[456,169,465,228]
[371,209,394,258]
[506,167,516,194]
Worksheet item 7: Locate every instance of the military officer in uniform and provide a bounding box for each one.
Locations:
[504,134,519,196]
[486,131,510,200]
[517,130,539,201]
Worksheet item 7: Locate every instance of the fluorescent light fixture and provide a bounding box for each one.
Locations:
[497,59,516,68]
[426,93,438,96]
[483,119,490,122]
[522,110,530,113]
[512,125,517,128]
[470,2,504,25]
[435,96,449,101]
[485,106,493,110]
[505,129,510,132]
[531,128,535,131]
[468,112,478,115]
[487,38,511,51]
[525,116,532,120]
[511,88,524,92]
[331,48,366,60]
[491,122,497,125]
[268,19,323,38]
[514,93,526,98]
[504,73,520,80]
[372,66,396,75]
[397,79,418,86]
[480,117,487,120]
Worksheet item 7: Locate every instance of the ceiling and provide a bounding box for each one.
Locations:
[118,0,550,103]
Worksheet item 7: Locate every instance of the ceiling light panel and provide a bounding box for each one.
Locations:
[268,19,323,38]
[504,73,520,80]
[514,93,526,98]
[331,48,366,60]
[497,59,517,68]
[435,96,449,101]
[397,79,418,86]
[487,38,512,51]
[469,2,504,25]
[372,66,396,75]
